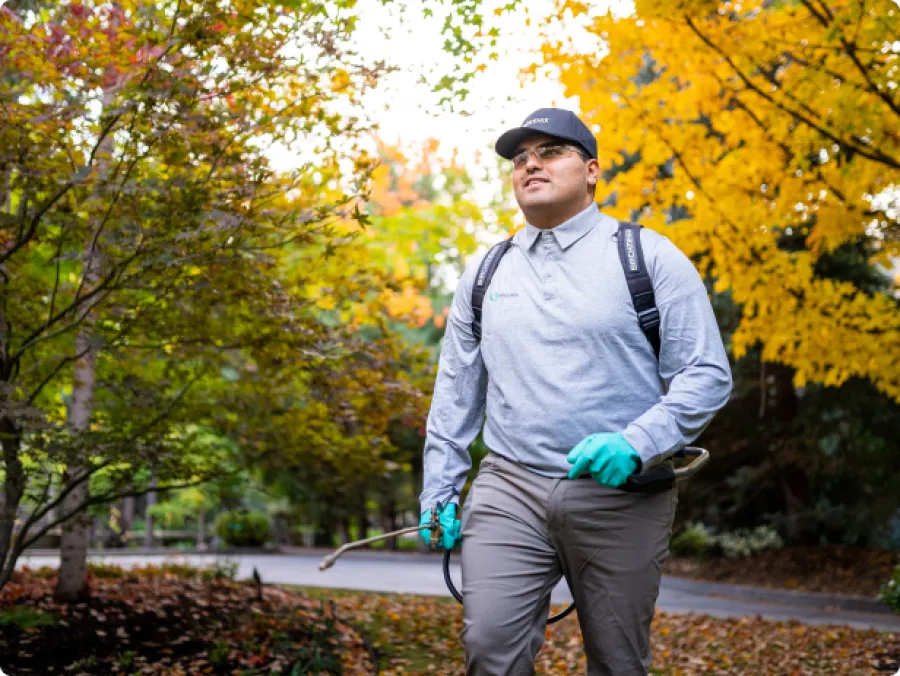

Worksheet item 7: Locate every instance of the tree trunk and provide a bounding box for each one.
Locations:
[55,301,99,600]
[144,482,156,549]
[197,512,205,549]
[121,496,134,542]
[0,420,25,589]
[0,240,27,587]
[313,507,335,548]
[55,76,117,601]
[337,517,350,545]
[55,314,99,602]
[356,491,368,542]
[764,361,813,543]
[384,498,398,552]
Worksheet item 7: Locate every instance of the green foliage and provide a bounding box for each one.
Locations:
[670,522,717,558]
[113,650,136,670]
[0,606,58,630]
[0,0,400,593]
[214,510,271,548]
[147,486,215,529]
[288,601,344,674]
[670,522,784,560]
[68,655,99,672]
[208,640,231,667]
[716,526,785,560]
[879,563,900,614]
[202,559,240,582]
[87,563,126,579]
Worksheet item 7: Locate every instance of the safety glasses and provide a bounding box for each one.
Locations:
[511,143,586,169]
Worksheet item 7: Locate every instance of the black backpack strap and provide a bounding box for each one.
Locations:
[471,238,514,342]
[617,222,661,359]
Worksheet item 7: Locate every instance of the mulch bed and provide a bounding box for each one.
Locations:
[0,564,372,675]
[663,545,898,599]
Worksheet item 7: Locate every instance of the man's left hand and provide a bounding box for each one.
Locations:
[567,433,640,487]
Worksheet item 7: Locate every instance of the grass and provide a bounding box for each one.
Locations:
[0,606,58,631]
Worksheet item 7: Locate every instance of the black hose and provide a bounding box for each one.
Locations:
[443,548,464,604]
[442,549,576,624]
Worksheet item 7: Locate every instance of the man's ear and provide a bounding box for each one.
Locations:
[587,159,600,193]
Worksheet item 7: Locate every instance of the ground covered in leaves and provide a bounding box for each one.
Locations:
[663,545,898,598]
[2,562,897,675]
[302,587,899,675]
[0,564,372,674]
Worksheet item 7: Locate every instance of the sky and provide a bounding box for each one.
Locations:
[348,1,570,162]
[268,0,626,178]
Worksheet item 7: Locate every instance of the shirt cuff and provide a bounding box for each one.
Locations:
[622,423,662,472]
[419,490,461,516]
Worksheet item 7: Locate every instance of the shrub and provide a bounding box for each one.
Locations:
[716,525,784,559]
[879,563,900,613]
[214,510,271,548]
[670,523,784,559]
[202,559,239,582]
[670,522,717,558]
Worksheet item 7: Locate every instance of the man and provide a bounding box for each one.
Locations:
[418,108,732,675]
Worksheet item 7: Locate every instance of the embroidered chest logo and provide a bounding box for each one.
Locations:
[489,291,519,302]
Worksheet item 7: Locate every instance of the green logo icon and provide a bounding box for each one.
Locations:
[489,291,499,302]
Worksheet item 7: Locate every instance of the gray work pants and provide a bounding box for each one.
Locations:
[460,452,677,676]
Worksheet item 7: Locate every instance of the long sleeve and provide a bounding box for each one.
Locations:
[622,235,733,470]
[419,257,489,513]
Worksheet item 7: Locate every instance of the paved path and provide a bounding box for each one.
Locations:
[17,550,900,633]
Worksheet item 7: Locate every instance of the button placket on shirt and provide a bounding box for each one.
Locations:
[541,232,558,300]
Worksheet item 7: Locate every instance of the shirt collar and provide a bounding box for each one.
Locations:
[518,202,602,251]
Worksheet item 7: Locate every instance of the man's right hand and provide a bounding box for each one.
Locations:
[419,503,462,550]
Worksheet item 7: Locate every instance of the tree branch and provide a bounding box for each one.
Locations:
[47,221,66,330]
[25,348,89,407]
[684,16,900,170]
[797,0,830,26]
[11,282,115,363]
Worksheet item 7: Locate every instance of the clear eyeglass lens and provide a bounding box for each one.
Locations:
[512,145,570,168]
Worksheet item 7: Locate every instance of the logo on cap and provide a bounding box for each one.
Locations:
[523,117,549,127]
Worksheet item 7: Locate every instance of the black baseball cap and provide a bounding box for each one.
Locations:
[495,108,597,160]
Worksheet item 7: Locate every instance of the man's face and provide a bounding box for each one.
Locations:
[511,134,594,215]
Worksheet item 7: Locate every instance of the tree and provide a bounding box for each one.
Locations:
[0,0,386,597]
[538,0,898,398]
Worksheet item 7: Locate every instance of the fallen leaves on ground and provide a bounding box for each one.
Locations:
[303,587,899,675]
[3,564,897,675]
[0,565,372,674]
[664,545,898,598]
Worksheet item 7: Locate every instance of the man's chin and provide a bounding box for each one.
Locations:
[517,193,555,210]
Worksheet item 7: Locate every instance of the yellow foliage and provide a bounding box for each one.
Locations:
[537,0,900,401]
[382,285,434,327]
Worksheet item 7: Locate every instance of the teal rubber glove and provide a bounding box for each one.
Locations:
[419,503,461,550]
[567,432,640,488]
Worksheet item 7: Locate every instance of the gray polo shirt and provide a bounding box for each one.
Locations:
[419,202,732,512]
